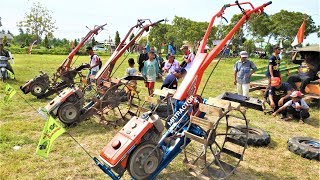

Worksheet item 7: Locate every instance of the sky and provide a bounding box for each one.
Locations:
[1,0,319,45]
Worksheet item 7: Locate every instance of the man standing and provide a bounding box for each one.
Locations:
[0,43,14,75]
[86,46,101,82]
[180,45,195,73]
[138,47,148,73]
[266,46,282,81]
[233,51,257,96]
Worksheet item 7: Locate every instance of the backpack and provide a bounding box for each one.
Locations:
[91,54,102,69]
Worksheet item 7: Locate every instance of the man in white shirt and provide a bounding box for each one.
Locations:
[86,46,101,82]
[180,45,195,73]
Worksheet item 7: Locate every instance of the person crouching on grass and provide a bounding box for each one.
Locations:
[272,91,310,124]
[142,51,159,95]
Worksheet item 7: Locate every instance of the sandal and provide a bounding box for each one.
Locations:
[283,116,293,121]
[299,119,305,124]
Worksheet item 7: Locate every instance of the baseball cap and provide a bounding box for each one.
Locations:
[270,77,281,87]
[180,45,188,50]
[240,51,248,58]
[290,91,303,98]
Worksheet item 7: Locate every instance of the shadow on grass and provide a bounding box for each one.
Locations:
[157,165,282,180]
[67,119,118,136]
[305,117,319,128]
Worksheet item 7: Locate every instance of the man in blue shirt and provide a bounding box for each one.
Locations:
[161,68,187,90]
[233,51,257,96]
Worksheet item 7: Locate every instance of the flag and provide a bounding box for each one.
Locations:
[28,40,38,55]
[291,17,306,47]
[4,83,16,102]
[36,116,66,158]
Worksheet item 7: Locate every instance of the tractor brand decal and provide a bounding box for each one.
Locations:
[187,76,197,97]
[167,95,194,127]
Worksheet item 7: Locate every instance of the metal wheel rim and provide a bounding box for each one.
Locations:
[128,142,160,179]
[184,108,248,179]
[58,103,79,124]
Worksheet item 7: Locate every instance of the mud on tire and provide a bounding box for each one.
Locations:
[230,125,270,147]
[287,137,320,161]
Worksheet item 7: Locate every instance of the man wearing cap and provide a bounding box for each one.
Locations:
[163,54,180,75]
[0,43,14,75]
[138,47,148,73]
[233,51,257,96]
[272,91,310,123]
[268,77,293,115]
[180,45,194,73]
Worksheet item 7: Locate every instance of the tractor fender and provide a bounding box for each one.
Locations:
[44,87,80,117]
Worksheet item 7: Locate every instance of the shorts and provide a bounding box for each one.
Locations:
[145,81,155,89]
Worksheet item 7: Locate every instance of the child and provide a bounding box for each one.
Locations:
[142,51,159,95]
[126,58,137,76]
[272,91,310,124]
[125,58,137,105]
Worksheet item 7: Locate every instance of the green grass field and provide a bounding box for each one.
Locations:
[0,54,319,179]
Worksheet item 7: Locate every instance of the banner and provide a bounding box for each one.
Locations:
[36,116,66,158]
[291,17,306,47]
[28,40,38,55]
[4,83,16,102]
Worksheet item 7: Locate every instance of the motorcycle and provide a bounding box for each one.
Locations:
[0,53,14,82]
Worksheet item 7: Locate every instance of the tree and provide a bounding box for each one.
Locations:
[149,24,170,50]
[2,35,8,46]
[243,39,255,55]
[270,10,317,42]
[129,33,135,41]
[44,35,49,49]
[74,39,78,47]
[115,31,120,47]
[17,2,57,41]
[91,37,96,47]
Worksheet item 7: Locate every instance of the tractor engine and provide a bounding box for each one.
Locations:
[99,113,164,178]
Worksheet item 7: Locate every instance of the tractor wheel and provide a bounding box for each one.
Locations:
[30,83,48,98]
[58,102,80,126]
[183,108,248,179]
[288,137,320,161]
[127,141,161,179]
[230,125,270,147]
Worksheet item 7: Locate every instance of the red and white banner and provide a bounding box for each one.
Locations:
[291,17,306,47]
[28,40,38,55]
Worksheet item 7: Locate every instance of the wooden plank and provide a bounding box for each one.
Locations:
[199,103,223,118]
[138,106,149,113]
[190,116,214,131]
[144,96,160,104]
[153,89,169,97]
[184,131,206,144]
[207,97,231,110]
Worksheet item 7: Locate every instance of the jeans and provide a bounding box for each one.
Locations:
[286,106,310,120]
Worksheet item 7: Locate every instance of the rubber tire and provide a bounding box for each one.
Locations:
[230,125,270,147]
[57,102,80,126]
[127,141,161,180]
[30,83,47,97]
[287,137,320,161]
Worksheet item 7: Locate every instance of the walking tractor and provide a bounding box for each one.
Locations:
[94,1,273,179]
[20,23,107,99]
[43,19,165,126]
